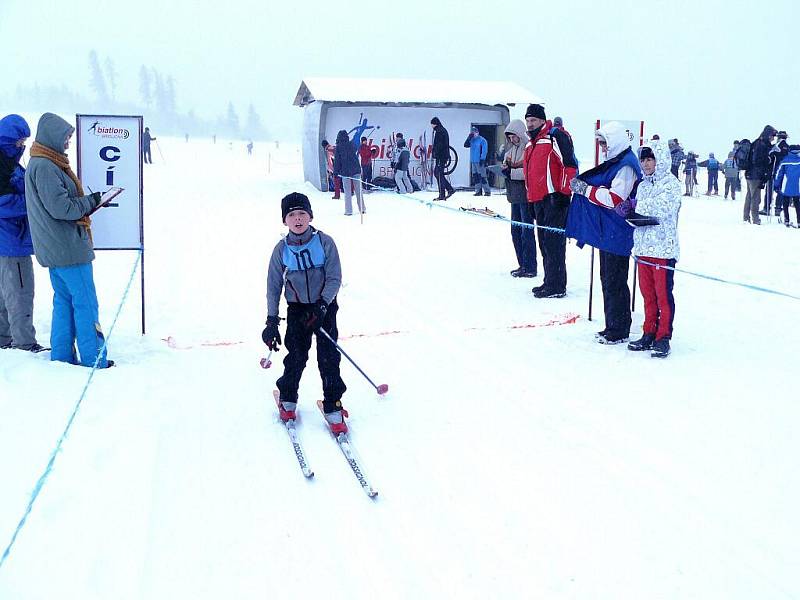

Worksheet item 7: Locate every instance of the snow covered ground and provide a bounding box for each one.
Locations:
[1,129,799,600]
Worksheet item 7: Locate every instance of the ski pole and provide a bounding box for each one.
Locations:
[155,140,166,164]
[259,350,273,369]
[318,327,388,395]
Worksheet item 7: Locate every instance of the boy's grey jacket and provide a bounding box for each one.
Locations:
[267,226,342,317]
[24,113,96,268]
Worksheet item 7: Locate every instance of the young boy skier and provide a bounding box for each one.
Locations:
[262,192,348,433]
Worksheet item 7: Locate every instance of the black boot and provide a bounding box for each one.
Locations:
[628,333,655,351]
[650,338,671,358]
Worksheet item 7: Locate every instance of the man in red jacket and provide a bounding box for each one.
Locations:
[522,104,577,298]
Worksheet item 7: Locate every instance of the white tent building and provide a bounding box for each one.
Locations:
[293,78,544,191]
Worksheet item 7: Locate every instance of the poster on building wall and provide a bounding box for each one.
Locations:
[324,106,506,189]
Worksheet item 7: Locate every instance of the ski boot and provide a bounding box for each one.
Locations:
[324,408,349,435]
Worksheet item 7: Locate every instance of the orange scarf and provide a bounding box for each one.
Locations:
[29,141,92,239]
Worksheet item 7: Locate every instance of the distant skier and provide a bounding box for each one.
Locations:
[247,140,253,155]
[698,153,720,195]
[263,192,349,434]
[142,127,156,164]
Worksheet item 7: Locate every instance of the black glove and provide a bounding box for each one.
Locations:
[479,159,486,167]
[626,212,660,227]
[304,299,328,330]
[90,191,103,208]
[262,316,281,350]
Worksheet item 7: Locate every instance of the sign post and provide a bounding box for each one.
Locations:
[76,114,146,334]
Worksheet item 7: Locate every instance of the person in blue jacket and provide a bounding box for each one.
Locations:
[699,153,720,195]
[774,144,800,228]
[25,113,112,368]
[464,126,490,196]
[0,114,45,352]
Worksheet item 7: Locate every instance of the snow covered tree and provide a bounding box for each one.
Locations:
[245,104,267,140]
[139,65,152,108]
[104,57,117,103]
[165,76,177,115]
[88,50,108,104]
[226,102,240,137]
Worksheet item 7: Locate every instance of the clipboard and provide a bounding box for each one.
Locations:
[88,186,124,215]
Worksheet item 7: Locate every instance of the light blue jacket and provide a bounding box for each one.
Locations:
[465,134,488,163]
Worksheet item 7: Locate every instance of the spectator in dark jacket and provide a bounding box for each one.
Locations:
[0,114,44,352]
[669,139,685,179]
[333,130,364,216]
[743,125,777,224]
[431,117,455,200]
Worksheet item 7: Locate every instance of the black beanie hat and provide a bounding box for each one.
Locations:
[525,104,546,120]
[639,146,656,161]
[281,192,313,221]
[430,117,441,126]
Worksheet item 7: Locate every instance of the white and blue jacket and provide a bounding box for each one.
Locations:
[774,150,800,197]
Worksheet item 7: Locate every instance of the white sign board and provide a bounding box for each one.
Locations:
[323,105,506,188]
[595,119,645,166]
[76,115,143,250]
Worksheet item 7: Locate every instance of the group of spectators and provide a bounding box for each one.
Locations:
[668,130,800,227]
[1,113,112,367]
[498,105,679,358]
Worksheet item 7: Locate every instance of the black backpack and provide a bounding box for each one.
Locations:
[735,139,752,170]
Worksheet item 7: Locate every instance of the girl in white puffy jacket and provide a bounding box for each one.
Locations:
[628,141,681,358]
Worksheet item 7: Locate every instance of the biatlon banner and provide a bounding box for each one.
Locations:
[76,115,143,250]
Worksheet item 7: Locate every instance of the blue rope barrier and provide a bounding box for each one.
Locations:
[0,251,142,571]
[342,176,800,302]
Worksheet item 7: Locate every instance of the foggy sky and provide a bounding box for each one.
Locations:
[2,0,798,158]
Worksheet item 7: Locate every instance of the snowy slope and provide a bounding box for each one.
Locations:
[1,131,799,600]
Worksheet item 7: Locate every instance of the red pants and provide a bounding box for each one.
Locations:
[636,257,676,340]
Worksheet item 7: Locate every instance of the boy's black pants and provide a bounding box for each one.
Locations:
[277,301,346,413]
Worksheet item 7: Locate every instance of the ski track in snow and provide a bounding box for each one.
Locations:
[1,128,799,600]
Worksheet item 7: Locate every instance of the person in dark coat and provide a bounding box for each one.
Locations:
[142,127,156,164]
[333,130,364,216]
[0,114,44,352]
[743,125,777,224]
[430,117,455,200]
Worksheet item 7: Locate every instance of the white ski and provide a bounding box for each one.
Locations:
[317,400,378,498]
[273,391,314,478]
